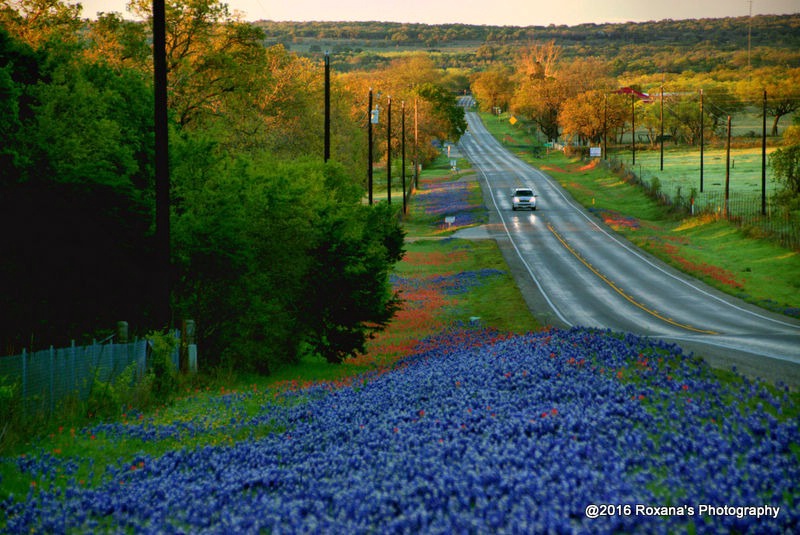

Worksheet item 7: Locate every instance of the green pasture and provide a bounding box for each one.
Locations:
[612,146,780,208]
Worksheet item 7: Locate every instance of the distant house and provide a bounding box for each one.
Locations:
[615,87,653,103]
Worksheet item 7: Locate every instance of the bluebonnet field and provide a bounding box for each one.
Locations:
[2,326,798,533]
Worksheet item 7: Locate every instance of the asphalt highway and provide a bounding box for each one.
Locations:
[457,107,800,387]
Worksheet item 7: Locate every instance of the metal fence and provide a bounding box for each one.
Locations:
[0,336,178,416]
[607,158,800,251]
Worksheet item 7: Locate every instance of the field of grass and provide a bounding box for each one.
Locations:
[613,146,780,211]
[481,112,800,317]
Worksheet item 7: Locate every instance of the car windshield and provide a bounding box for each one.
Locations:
[515,189,533,197]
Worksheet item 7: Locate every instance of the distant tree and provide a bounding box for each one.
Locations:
[560,90,627,146]
[696,83,745,136]
[557,57,614,95]
[511,76,562,142]
[665,94,704,145]
[416,82,467,141]
[470,64,514,112]
[516,40,560,80]
[738,68,800,136]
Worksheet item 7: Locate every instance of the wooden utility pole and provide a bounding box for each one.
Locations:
[153,0,171,329]
[762,89,767,216]
[401,101,406,214]
[324,52,330,162]
[387,96,392,205]
[660,85,664,171]
[631,94,636,165]
[368,88,373,205]
[700,89,704,193]
[725,116,732,218]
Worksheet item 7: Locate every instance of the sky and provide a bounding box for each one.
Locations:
[75,0,799,26]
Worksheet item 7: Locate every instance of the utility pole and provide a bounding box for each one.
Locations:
[748,0,753,69]
[401,101,406,214]
[324,52,330,162]
[368,88,374,205]
[725,115,732,218]
[603,93,607,161]
[660,85,664,171]
[700,89,704,193]
[762,88,767,216]
[631,93,636,166]
[387,96,392,205]
[414,98,419,189]
[153,0,170,329]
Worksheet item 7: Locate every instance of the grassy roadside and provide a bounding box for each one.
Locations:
[481,112,800,318]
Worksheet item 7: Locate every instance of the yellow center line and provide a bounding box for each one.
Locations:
[547,223,718,335]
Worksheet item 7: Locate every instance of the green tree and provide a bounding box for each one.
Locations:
[470,64,514,112]
[511,76,563,142]
[303,200,404,364]
[171,152,405,372]
[770,118,800,202]
[738,68,800,136]
[85,12,150,71]
[416,82,467,141]
[0,25,156,351]
[128,0,267,128]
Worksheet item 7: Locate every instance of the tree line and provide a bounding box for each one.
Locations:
[259,15,800,75]
[0,0,466,373]
[469,40,800,204]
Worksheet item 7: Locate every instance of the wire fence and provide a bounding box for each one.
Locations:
[608,157,800,251]
[0,335,180,417]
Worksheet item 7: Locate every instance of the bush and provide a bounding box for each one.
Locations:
[85,362,157,420]
[0,378,20,452]
[146,331,180,400]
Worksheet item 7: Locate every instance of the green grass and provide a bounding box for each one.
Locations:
[614,146,780,213]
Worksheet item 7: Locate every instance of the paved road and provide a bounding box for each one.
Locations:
[457,106,800,387]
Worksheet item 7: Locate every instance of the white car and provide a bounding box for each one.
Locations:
[512,188,537,211]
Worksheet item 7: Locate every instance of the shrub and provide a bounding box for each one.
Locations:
[146,331,179,400]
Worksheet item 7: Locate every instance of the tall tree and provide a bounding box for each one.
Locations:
[559,90,627,146]
[470,64,514,112]
[128,0,267,128]
[511,76,563,142]
[0,24,156,351]
[770,117,800,201]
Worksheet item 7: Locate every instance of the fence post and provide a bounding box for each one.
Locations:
[70,340,76,399]
[117,321,128,343]
[49,345,55,416]
[181,319,197,374]
[21,348,27,417]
